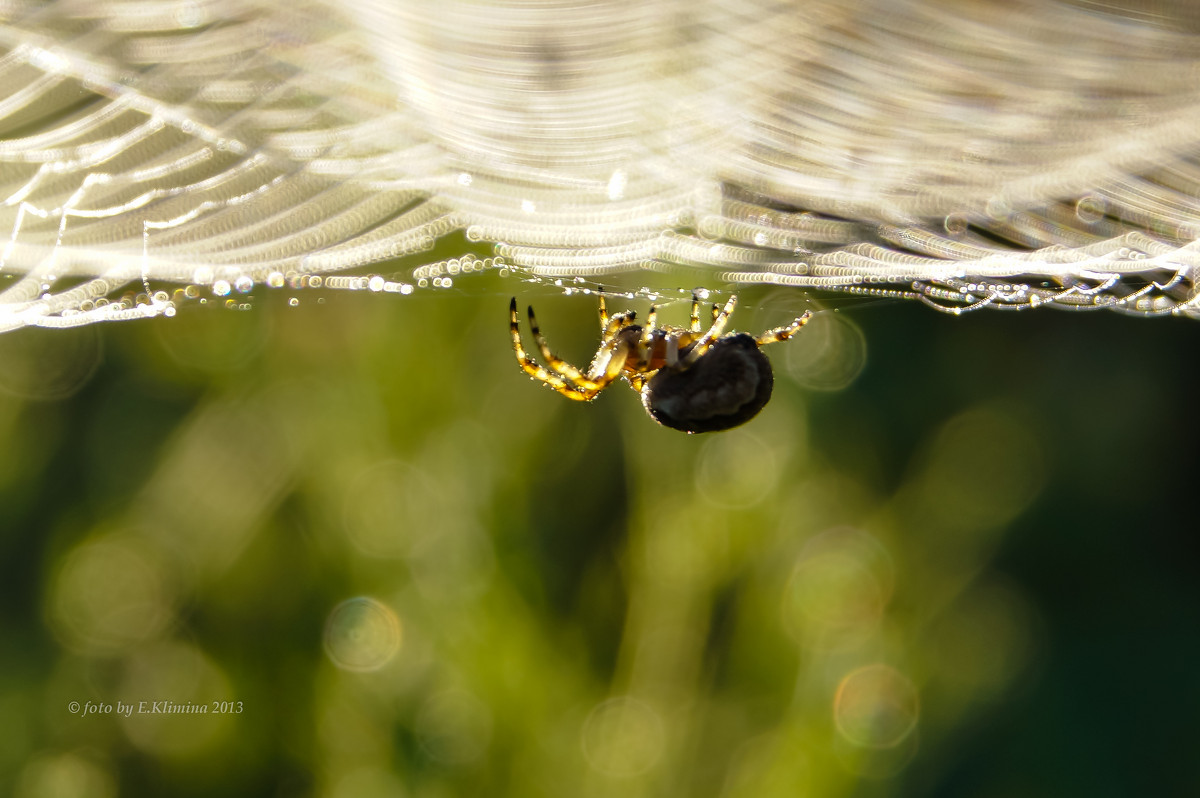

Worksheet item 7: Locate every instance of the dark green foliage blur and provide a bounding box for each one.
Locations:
[1,264,1198,797]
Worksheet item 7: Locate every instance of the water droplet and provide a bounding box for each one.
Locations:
[234,276,253,293]
[211,280,231,297]
[1075,195,1107,224]
[985,197,1011,219]
[607,169,627,201]
[29,47,68,73]
[943,214,968,235]
[176,2,205,27]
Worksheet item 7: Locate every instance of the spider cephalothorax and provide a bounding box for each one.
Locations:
[509,292,811,433]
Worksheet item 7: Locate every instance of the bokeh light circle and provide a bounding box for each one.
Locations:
[324,597,402,672]
[784,311,867,391]
[912,406,1044,533]
[832,725,920,780]
[833,664,919,749]
[695,429,780,509]
[330,767,407,798]
[118,641,233,757]
[416,690,493,764]
[49,534,174,654]
[15,751,115,798]
[0,326,101,400]
[782,527,893,648]
[342,461,435,559]
[581,697,665,778]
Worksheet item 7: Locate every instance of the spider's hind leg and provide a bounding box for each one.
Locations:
[526,304,589,382]
[584,336,633,393]
[509,299,592,401]
[526,303,635,393]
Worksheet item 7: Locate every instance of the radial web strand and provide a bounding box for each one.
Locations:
[4,0,1200,331]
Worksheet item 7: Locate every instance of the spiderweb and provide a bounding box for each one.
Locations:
[3,0,1200,332]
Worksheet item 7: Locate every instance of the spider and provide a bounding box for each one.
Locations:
[509,291,812,433]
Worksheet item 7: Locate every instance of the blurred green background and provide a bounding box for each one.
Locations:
[1,266,1198,798]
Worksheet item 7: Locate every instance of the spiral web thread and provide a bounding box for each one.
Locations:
[3,0,1200,332]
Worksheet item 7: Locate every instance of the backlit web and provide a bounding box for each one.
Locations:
[3,0,1200,332]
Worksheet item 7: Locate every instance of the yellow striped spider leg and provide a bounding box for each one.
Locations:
[509,293,813,433]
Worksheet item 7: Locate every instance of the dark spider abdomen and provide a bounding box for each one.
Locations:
[641,334,774,433]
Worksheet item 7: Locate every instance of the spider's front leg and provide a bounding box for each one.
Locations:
[678,295,738,368]
[686,291,720,331]
[637,303,661,365]
[599,293,637,339]
[689,292,702,332]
